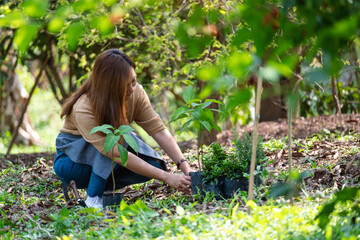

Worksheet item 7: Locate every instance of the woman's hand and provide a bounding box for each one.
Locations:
[162,172,191,193]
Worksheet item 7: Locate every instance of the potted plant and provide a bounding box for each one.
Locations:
[223,131,266,197]
[90,124,139,208]
[200,143,229,198]
[168,85,222,196]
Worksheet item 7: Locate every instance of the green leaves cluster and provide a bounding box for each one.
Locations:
[90,124,138,166]
[315,187,360,230]
[202,132,266,184]
[169,85,221,134]
[169,86,222,133]
[202,143,228,184]
[0,0,122,53]
[269,170,312,200]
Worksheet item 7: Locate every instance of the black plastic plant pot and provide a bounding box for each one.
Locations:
[189,171,204,196]
[203,182,224,199]
[103,192,124,209]
[223,177,248,198]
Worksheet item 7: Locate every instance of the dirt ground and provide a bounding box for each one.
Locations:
[0,113,359,206]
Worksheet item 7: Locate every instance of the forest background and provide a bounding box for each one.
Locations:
[0,0,360,239]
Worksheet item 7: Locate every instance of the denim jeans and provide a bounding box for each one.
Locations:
[54,149,166,197]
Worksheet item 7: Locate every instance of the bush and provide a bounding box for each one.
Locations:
[224,131,266,180]
[202,131,266,184]
[202,143,228,185]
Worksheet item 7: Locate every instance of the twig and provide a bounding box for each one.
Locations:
[174,0,188,15]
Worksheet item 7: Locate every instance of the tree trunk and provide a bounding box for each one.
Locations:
[260,81,286,122]
[3,73,41,146]
[197,81,220,146]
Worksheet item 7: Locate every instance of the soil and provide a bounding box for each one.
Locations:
[1,113,360,210]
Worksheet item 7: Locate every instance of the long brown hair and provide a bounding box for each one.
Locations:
[61,49,136,128]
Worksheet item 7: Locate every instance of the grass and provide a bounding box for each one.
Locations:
[1,85,360,238]
[1,151,360,239]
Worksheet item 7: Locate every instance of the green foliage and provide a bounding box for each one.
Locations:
[202,143,228,185]
[218,131,267,181]
[262,137,287,153]
[233,131,266,174]
[90,124,138,166]
[269,170,312,200]
[169,85,222,135]
[315,187,360,230]
[202,131,266,184]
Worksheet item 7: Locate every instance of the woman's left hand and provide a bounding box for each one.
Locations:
[162,172,191,193]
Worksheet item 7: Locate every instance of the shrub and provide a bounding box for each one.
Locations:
[224,131,266,180]
[202,143,228,185]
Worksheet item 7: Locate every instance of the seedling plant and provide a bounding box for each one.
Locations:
[90,124,139,195]
[169,85,222,170]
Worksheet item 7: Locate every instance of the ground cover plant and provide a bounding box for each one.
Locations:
[1,115,360,239]
[1,0,360,239]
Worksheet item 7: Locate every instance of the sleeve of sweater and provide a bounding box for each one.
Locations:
[134,85,166,136]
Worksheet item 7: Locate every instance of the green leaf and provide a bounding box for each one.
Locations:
[65,21,85,51]
[72,0,99,12]
[227,52,252,79]
[115,125,134,135]
[335,187,359,202]
[197,65,220,81]
[0,10,26,28]
[59,206,69,217]
[192,108,201,120]
[89,124,114,135]
[315,201,335,230]
[269,182,296,199]
[123,133,138,154]
[198,101,212,109]
[226,89,252,111]
[184,85,195,103]
[180,119,193,134]
[104,133,120,154]
[14,23,39,54]
[48,17,64,33]
[23,0,48,18]
[200,108,215,123]
[117,144,128,167]
[186,99,201,106]
[232,25,251,46]
[213,124,221,132]
[93,15,114,35]
[205,99,222,105]
[169,106,189,122]
[102,0,117,6]
[200,120,212,132]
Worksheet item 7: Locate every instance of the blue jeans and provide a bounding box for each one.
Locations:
[54,149,166,197]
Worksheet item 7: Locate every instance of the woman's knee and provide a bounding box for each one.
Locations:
[53,150,92,188]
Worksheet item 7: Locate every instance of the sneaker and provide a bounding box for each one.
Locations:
[84,195,103,209]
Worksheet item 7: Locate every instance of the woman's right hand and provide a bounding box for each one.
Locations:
[162,172,191,193]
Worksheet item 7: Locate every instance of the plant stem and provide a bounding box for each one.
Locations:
[287,102,293,205]
[287,105,292,175]
[111,149,115,196]
[248,76,262,205]
[198,129,202,171]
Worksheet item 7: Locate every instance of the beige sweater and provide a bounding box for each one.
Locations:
[60,83,166,155]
